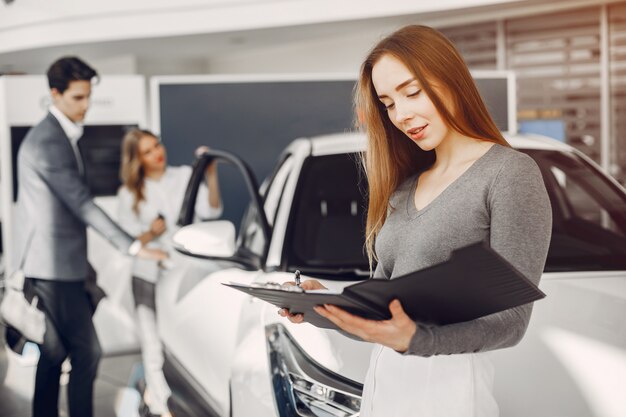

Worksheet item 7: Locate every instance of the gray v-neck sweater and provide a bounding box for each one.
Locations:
[374,144,552,356]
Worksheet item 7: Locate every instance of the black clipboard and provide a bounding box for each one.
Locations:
[224,242,545,330]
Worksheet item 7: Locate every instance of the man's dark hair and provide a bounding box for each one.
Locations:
[47,56,98,94]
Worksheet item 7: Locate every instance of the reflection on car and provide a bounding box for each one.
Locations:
[157,132,626,417]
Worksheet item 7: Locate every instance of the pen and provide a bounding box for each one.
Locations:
[295,270,301,287]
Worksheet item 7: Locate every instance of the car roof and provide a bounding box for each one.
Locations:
[308,131,574,156]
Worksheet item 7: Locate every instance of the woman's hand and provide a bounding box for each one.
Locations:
[314,300,417,353]
[195,146,217,171]
[149,216,166,237]
[278,279,327,324]
[194,145,210,158]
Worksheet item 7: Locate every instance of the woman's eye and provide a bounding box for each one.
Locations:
[383,102,395,111]
[407,89,422,97]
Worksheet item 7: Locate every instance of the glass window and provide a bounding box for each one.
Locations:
[522,149,626,271]
[283,148,626,276]
[284,153,369,278]
[609,3,626,186]
[239,155,293,259]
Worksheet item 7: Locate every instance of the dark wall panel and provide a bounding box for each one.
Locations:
[158,80,357,227]
[157,77,510,228]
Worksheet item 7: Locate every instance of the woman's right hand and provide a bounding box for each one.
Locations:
[149,216,166,237]
[278,279,327,324]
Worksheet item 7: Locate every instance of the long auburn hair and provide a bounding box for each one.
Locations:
[120,128,158,215]
[355,25,510,270]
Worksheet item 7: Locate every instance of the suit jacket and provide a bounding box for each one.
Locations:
[11,112,133,281]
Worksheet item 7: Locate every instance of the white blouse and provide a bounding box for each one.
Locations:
[117,165,222,281]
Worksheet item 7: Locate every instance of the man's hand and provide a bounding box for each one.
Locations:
[137,247,168,261]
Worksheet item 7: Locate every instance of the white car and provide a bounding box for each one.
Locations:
[157,132,626,417]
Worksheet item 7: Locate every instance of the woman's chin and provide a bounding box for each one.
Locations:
[410,137,437,152]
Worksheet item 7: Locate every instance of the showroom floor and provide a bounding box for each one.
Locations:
[0,325,144,417]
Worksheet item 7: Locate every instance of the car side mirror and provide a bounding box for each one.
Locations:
[173,221,236,258]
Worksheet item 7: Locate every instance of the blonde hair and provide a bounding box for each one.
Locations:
[120,128,158,215]
[355,25,510,270]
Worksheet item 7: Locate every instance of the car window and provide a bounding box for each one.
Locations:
[239,155,293,259]
[284,153,369,277]
[264,156,294,226]
[522,149,626,271]
[282,148,626,277]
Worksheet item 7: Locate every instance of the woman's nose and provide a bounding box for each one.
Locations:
[394,102,413,124]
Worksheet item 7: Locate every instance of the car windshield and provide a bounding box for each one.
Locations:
[286,153,370,277]
[285,148,626,278]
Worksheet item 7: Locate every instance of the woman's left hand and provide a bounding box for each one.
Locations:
[195,146,218,175]
[314,299,416,353]
[194,145,210,158]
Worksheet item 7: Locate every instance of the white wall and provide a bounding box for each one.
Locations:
[0,0,519,54]
[207,30,382,74]
[94,54,138,75]
[137,57,209,79]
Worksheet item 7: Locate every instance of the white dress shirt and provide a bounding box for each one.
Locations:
[117,165,223,282]
[49,105,85,175]
[49,105,143,256]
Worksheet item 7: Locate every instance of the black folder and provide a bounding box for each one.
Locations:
[224,242,546,330]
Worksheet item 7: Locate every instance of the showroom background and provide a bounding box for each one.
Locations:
[0,1,625,417]
[1,0,625,185]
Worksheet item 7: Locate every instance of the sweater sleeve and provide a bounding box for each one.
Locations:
[405,152,552,356]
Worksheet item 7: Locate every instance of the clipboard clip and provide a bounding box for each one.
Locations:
[250,281,304,293]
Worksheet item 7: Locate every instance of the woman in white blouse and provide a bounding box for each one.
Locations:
[117,128,222,417]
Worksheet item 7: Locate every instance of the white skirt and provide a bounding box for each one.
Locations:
[360,345,499,417]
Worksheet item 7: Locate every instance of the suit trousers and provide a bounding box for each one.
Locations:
[25,278,102,417]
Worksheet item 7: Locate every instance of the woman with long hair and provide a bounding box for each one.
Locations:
[117,129,222,417]
[280,25,552,416]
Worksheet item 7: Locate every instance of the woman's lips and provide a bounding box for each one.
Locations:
[407,124,428,141]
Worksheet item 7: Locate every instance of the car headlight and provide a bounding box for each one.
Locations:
[266,324,362,417]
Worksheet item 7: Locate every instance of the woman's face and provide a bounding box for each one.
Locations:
[138,134,166,173]
[371,54,452,152]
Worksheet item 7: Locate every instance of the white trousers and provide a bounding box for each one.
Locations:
[136,305,172,415]
[360,345,499,417]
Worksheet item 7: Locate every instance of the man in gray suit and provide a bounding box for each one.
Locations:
[12,56,167,417]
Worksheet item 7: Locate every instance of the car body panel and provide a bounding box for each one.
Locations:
[265,140,311,269]
[491,272,626,417]
[158,132,626,417]
[156,254,262,416]
[230,272,374,417]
